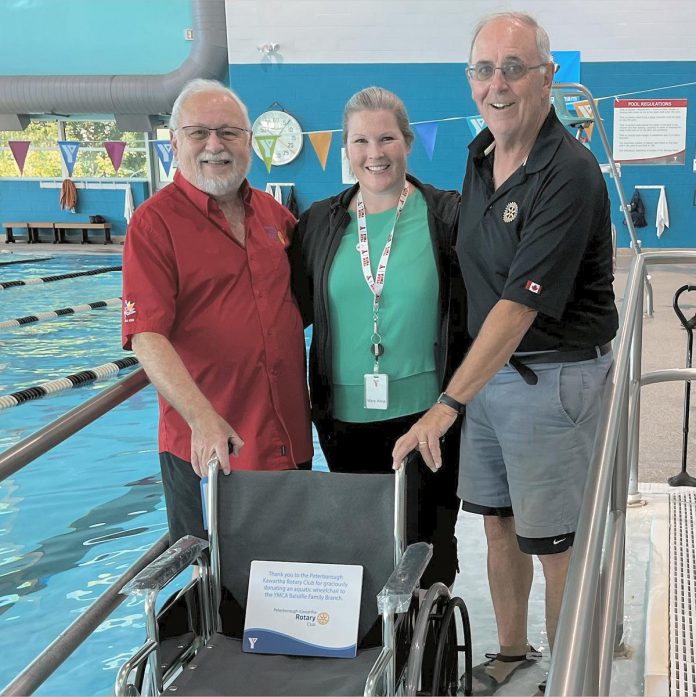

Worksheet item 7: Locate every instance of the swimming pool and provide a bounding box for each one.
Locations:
[0,251,325,695]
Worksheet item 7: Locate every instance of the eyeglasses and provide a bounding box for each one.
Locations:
[466,60,549,82]
[178,125,251,142]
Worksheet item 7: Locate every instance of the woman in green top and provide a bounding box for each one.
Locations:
[291,87,468,587]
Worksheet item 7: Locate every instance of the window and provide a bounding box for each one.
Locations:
[0,121,62,177]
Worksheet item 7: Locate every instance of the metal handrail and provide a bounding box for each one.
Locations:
[549,250,696,695]
[1,534,169,696]
[0,366,156,694]
[0,367,149,482]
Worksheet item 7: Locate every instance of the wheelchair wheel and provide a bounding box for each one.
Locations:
[430,597,472,696]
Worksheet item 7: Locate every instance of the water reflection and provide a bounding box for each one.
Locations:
[0,475,163,614]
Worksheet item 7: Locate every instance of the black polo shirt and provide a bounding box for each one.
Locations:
[456,107,618,352]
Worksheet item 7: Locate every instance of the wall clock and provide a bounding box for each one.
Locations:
[251,109,303,166]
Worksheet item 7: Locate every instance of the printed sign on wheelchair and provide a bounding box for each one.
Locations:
[243,560,363,658]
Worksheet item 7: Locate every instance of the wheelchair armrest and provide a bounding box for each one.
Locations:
[377,541,432,615]
[122,535,209,596]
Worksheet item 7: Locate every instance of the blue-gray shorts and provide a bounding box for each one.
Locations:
[458,352,612,554]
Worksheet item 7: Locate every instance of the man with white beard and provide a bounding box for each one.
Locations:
[122,79,312,543]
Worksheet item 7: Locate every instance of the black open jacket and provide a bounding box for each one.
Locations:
[289,174,469,434]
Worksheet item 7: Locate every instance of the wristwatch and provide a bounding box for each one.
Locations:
[436,392,466,415]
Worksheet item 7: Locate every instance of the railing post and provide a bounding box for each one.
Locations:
[582,591,601,695]
[627,284,644,503]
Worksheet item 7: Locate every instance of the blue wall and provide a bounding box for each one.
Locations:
[235,63,472,211]
[0,181,148,240]
[236,61,696,249]
[582,62,696,249]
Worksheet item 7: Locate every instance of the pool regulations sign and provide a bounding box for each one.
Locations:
[613,99,687,165]
[243,560,363,658]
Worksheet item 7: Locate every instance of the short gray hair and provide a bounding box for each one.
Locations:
[169,78,250,130]
[469,12,552,65]
[342,86,414,147]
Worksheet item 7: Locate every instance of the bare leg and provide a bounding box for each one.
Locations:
[484,515,533,651]
[538,548,571,651]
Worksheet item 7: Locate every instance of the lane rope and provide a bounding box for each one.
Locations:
[0,257,54,267]
[0,265,122,290]
[0,297,122,331]
[0,356,139,410]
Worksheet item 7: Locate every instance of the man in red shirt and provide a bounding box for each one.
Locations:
[122,78,312,542]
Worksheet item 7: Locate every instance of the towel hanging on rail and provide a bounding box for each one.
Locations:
[656,187,669,238]
[59,178,78,213]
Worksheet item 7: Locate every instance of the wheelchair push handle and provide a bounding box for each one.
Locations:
[674,285,696,334]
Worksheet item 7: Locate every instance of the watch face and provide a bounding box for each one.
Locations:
[251,109,303,166]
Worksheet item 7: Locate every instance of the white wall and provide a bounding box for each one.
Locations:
[226,0,696,64]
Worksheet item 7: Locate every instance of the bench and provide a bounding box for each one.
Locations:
[3,222,56,244]
[54,222,112,245]
[3,221,112,244]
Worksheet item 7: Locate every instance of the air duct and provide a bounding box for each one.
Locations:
[0,0,228,132]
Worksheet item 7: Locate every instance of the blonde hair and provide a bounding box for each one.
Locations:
[342,86,414,147]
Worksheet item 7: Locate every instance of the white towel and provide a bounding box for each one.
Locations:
[124,184,135,224]
[264,184,284,204]
[656,187,669,238]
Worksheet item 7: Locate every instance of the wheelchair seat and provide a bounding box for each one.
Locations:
[116,462,472,696]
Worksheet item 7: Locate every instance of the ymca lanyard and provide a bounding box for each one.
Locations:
[356,183,409,372]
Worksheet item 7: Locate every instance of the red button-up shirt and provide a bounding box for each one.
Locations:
[122,171,312,470]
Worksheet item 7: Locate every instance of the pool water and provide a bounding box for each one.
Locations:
[0,252,325,695]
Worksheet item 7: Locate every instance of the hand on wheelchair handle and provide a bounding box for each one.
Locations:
[392,403,457,472]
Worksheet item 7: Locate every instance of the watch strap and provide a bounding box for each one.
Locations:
[437,392,465,415]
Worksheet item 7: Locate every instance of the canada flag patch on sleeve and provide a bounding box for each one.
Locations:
[525,280,542,294]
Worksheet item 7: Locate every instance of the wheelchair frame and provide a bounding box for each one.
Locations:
[115,458,472,696]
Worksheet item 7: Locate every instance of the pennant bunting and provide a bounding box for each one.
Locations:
[572,100,595,140]
[104,141,127,172]
[8,140,30,175]
[254,135,278,172]
[308,131,332,170]
[58,140,81,177]
[154,140,174,176]
[414,122,439,160]
[466,116,487,138]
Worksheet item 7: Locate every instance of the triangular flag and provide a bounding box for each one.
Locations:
[58,140,81,177]
[154,140,174,176]
[104,141,127,172]
[254,135,278,172]
[414,122,439,160]
[466,116,487,138]
[308,131,332,170]
[8,141,30,175]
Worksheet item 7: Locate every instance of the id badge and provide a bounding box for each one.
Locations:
[364,373,389,410]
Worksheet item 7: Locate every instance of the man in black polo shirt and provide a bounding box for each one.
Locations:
[393,10,618,691]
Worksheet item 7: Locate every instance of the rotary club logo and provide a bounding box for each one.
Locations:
[317,612,330,625]
[503,201,518,223]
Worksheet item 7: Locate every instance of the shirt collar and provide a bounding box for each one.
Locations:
[468,106,562,174]
[173,169,252,215]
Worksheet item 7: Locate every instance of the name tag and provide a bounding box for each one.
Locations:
[364,373,388,410]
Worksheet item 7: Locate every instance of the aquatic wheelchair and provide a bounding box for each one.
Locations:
[115,457,472,696]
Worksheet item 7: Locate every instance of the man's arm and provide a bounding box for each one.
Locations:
[392,299,536,471]
[132,332,243,477]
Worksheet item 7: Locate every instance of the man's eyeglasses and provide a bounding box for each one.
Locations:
[466,60,549,82]
[178,125,251,142]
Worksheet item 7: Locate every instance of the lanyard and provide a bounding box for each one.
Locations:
[356,183,409,371]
